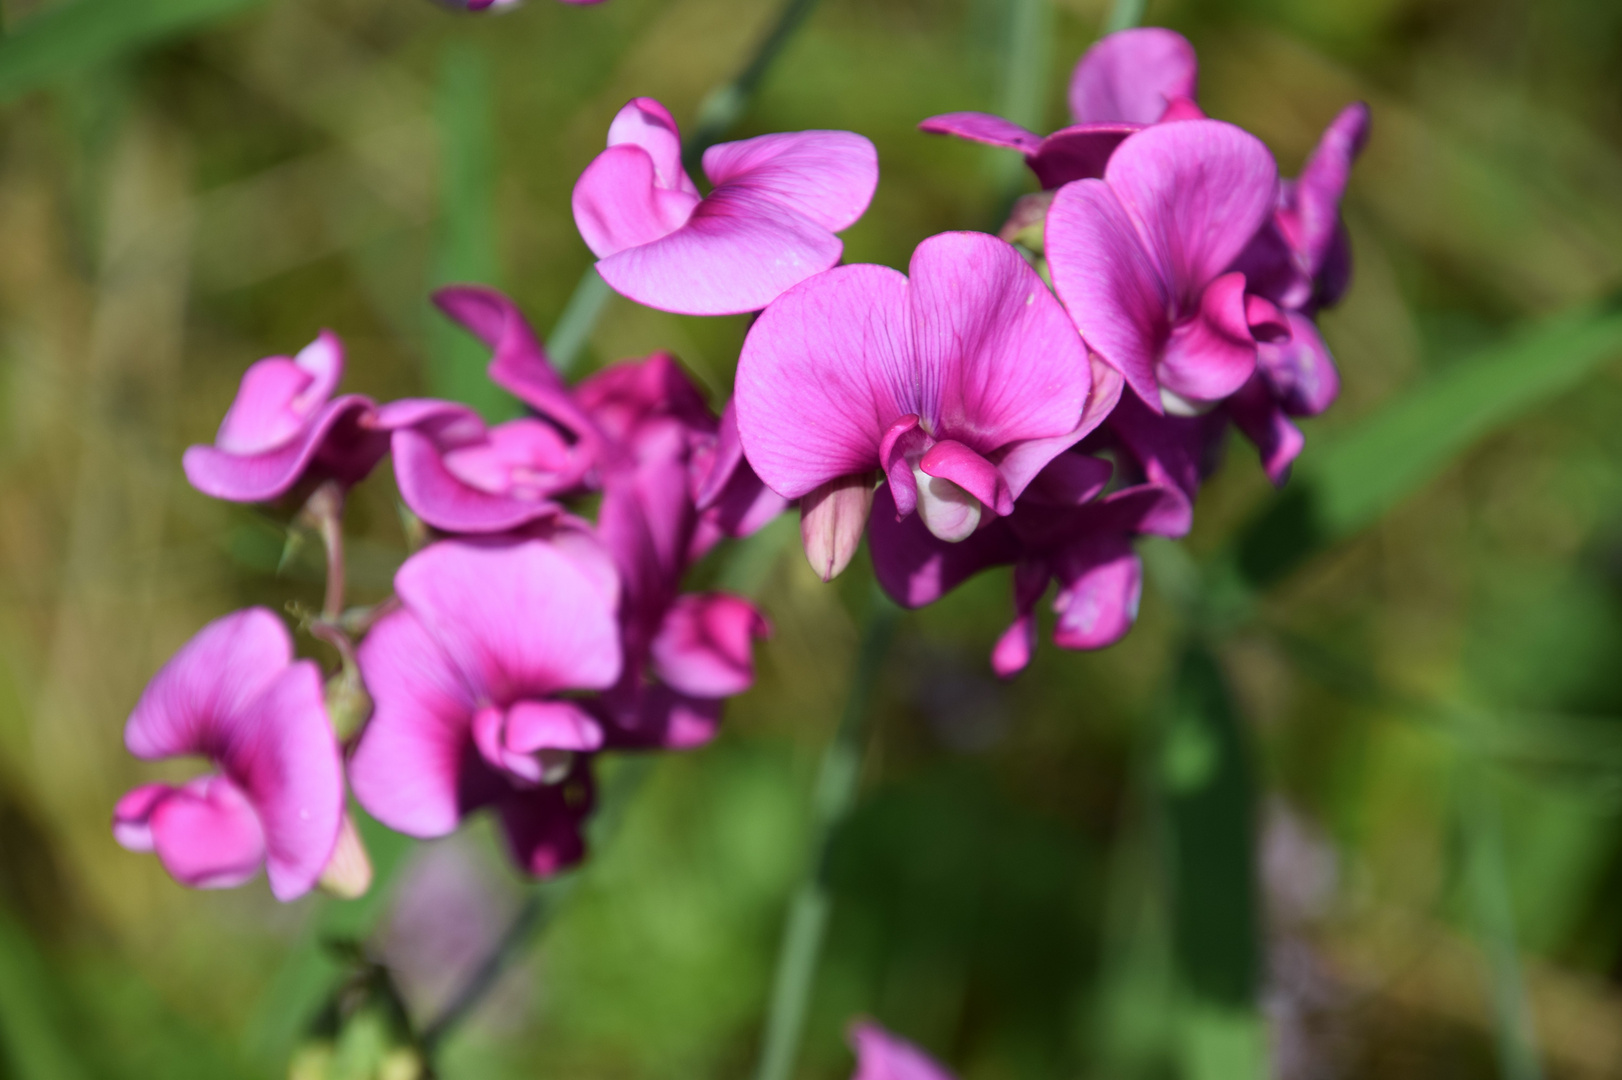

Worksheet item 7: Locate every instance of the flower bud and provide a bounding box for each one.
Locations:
[318,813,373,900]
[799,472,875,581]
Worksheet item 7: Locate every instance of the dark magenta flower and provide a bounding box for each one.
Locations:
[182,331,388,503]
[112,609,344,900]
[572,98,878,315]
[348,536,621,876]
[736,231,1102,559]
[1046,120,1287,414]
[920,27,1199,189]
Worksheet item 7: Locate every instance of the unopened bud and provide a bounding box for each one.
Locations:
[800,472,875,582]
[998,190,1055,254]
[912,465,982,542]
[318,813,373,900]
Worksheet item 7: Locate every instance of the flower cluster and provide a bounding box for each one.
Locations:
[113,25,1363,899]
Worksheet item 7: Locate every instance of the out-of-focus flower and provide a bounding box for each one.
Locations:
[572,97,878,315]
[848,1021,957,1080]
[182,332,388,503]
[736,230,1099,559]
[112,609,344,900]
[920,27,1200,189]
[370,399,583,535]
[348,537,621,876]
[441,0,601,11]
[1046,120,1286,414]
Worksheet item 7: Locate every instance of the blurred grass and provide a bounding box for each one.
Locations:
[0,0,1621,1078]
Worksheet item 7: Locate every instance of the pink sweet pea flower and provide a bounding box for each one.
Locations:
[849,1022,957,1080]
[349,536,620,876]
[572,98,878,316]
[183,331,389,503]
[920,27,1200,190]
[370,399,585,535]
[443,0,601,10]
[736,230,1099,555]
[1046,119,1287,414]
[112,608,344,900]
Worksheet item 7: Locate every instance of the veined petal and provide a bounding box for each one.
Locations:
[989,358,1125,500]
[606,97,697,196]
[183,395,387,503]
[394,538,624,704]
[573,143,701,258]
[1067,27,1198,125]
[148,775,267,891]
[651,592,770,699]
[736,263,914,498]
[868,483,1019,608]
[392,428,563,535]
[1027,123,1138,188]
[125,608,291,761]
[1047,180,1168,408]
[907,231,1091,450]
[349,608,477,838]
[918,112,1043,153]
[702,130,878,233]
[1103,120,1278,299]
[221,661,344,901]
[1156,271,1258,404]
[594,182,845,316]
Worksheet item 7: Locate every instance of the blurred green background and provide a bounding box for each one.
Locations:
[2,0,1622,1077]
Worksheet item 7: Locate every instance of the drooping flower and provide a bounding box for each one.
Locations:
[572,98,878,315]
[112,608,344,900]
[183,331,389,503]
[919,27,1200,190]
[348,536,621,876]
[849,1021,957,1080]
[735,230,1101,567]
[1046,119,1287,414]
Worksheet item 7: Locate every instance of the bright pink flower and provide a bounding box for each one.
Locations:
[849,1022,956,1080]
[447,0,601,10]
[919,28,1200,189]
[736,231,1099,548]
[112,609,344,900]
[1046,120,1286,414]
[349,536,621,876]
[572,98,878,315]
[371,399,584,534]
[183,331,388,503]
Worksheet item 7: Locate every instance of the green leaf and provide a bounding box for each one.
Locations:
[1232,297,1622,589]
[0,908,90,1080]
[0,0,262,102]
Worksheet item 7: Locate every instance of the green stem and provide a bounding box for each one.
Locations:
[546,0,828,369]
[1103,0,1146,33]
[751,590,898,1080]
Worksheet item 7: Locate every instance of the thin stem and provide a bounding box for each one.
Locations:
[751,589,899,1080]
[1103,0,1146,33]
[992,0,1055,201]
[545,0,828,366]
[298,480,346,623]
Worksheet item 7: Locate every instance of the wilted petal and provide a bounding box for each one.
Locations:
[850,1021,959,1080]
[651,592,769,698]
[918,112,1043,153]
[148,775,267,891]
[736,263,913,498]
[702,130,878,233]
[1067,27,1198,125]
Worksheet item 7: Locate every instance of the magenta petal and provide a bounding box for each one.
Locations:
[695,400,747,511]
[919,440,1009,515]
[879,415,929,518]
[125,608,292,760]
[148,776,267,891]
[918,111,1043,153]
[350,608,475,838]
[1157,271,1258,404]
[1020,451,1115,507]
[606,98,698,197]
[650,592,770,699]
[1228,375,1305,485]
[1047,180,1168,407]
[1067,27,1198,125]
[1291,102,1371,279]
[392,428,562,534]
[112,783,172,852]
[702,130,878,234]
[990,358,1125,500]
[991,560,1051,678]
[505,700,604,753]
[1103,120,1279,297]
[1259,312,1339,416]
[1052,542,1143,651]
[573,144,701,258]
[221,661,343,901]
[595,182,847,316]
[736,263,913,498]
[907,231,1092,447]
[868,484,1019,608]
[394,538,623,704]
[1027,124,1138,188]
[850,1022,959,1080]
[497,777,590,878]
[214,332,343,455]
[183,395,386,503]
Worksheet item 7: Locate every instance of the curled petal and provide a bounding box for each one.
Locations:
[496,763,593,878]
[651,592,770,699]
[1157,271,1258,406]
[919,440,1008,516]
[573,144,701,258]
[1026,123,1137,188]
[392,427,564,535]
[1052,541,1143,651]
[991,560,1051,679]
[148,776,268,892]
[702,130,878,233]
[607,97,697,197]
[918,112,1044,153]
[112,783,173,853]
[1289,102,1371,282]
[989,358,1125,499]
[184,395,386,503]
[1067,27,1198,125]
[1259,312,1339,416]
[1228,375,1305,485]
[214,332,342,455]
